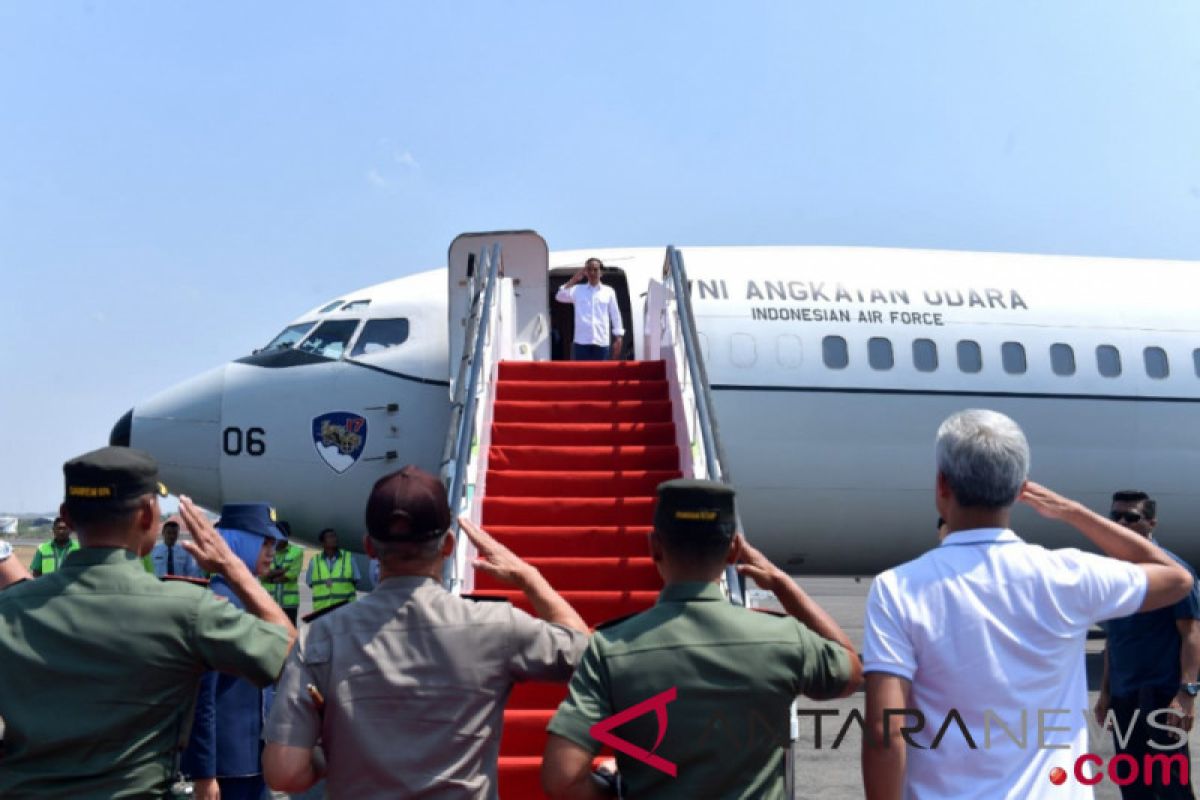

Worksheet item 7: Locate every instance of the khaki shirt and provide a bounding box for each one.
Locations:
[0,547,290,799]
[265,575,587,799]
[547,582,852,799]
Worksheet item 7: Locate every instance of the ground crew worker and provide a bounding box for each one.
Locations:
[542,478,863,799]
[262,465,589,798]
[30,516,80,576]
[305,527,359,611]
[0,446,296,798]
[262,528,303,624]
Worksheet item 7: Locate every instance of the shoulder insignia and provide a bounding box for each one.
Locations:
[595,611,641,630]
[161,575,210,588]
[460,594,512,604]
[302,601,351,624]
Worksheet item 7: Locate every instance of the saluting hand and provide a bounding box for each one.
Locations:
[458,516,534,588]
[1018,481,1077,520]
[178,496,238,577]
[735,533,781,591]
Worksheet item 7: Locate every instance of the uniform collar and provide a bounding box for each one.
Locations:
[62,546,146,568]
[376,575,438,590]
[939,528,1021,548]
[658,581,727,604]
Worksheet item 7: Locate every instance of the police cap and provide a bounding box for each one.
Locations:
[653,478,736,542]
[63,446,168,509]
[365,465,451,542]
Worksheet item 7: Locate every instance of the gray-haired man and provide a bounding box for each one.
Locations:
[861,409,1193,800]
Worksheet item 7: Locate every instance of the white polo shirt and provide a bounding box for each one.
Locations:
[863,528,1147,800]
[555,282,624,346]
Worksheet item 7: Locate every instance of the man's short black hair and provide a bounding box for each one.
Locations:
[318,528,337,544]
[162,520,179,530]
[1112,490,1156,520]
[65,500,141,530]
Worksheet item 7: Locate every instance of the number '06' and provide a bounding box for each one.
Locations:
[222,427,266,456]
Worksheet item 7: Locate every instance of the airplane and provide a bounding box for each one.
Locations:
[110,231,1200,575]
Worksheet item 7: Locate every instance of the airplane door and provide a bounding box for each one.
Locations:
[448,231,550,373]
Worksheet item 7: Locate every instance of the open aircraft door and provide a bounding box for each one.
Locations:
[447,230,550,376]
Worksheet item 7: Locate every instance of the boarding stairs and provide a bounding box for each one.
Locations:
[440,233,748,798]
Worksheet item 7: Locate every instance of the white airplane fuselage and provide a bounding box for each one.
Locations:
[117,245,1200,573]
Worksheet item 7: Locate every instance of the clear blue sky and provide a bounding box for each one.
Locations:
[3,2,1200,511]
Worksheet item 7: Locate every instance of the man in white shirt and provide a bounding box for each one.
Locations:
[861,409,1193,800]
[555,258,624,361]
[150,519,202,578]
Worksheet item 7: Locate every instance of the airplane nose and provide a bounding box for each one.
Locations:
[110,409,133,447]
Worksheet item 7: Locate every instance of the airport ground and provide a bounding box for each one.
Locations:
[5,545,1194,798]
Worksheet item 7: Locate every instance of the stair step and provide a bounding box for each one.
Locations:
[491,422,677,446]
[485,526,653,558]
[479,589,661,626]
[493,400,673,424]
[488,445,680,471]
[507,681,570,710]
[496,380,669,402]
[475,557,660,592]
[485,470,681,498]
[499,360,666,381]
[500,709,556,756]
[496,757,545,800]
[482,496,657,527]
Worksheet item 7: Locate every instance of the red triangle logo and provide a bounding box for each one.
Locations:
[588,687,678,777]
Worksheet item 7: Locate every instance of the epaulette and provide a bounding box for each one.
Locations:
[461,594,511,604]
[749,606,787,618]
[594,611,640,631]
[161,575,210,588]
[302,601,350,624]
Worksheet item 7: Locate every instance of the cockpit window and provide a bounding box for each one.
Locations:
[297,319,360,359]
[351,318,410,357]
[341,299,371,312]
[262,322,315,352]
[318,300,345,313]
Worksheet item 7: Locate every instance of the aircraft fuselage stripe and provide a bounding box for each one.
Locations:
[708,383,1200,404]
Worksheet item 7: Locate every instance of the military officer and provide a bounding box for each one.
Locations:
[262,524,303,624]
[542,479,863,799]
[305,527,360,611]
[29,516,80,576]
[262,465,589,798]
[0,446,296,798]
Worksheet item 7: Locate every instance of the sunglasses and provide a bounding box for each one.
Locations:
[1110,510,1145,524]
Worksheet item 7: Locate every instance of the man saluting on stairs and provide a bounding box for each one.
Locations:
[556,257,625,361]
[261,465,589,799]
[542,479,863,799]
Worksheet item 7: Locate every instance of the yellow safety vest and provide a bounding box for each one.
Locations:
[265,547,303,608]
[35,540,80,575]
[311,551,356,611]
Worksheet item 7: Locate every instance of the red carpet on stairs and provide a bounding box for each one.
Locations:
[478,360,680,799]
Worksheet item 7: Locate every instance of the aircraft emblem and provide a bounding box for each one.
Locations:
[312,412,368,474]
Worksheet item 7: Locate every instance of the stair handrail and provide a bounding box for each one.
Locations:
[441,242,502,591]
[662,245,746,606]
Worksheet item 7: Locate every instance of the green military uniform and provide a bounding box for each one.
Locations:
[548,582,851,799]
[0,548,290,798]
[30,539,80,575]
[264,545,303,610]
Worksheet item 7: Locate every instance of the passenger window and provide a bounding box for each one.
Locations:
[822,336,849,369]
[1001,342,1026,375]
[1143,347,1169,379]
[868,337,894,370]
[731,333,757,367]
[776,335,802,368]
[297,319,360,359]
[1050,343,1075,376]
[913,339,938,372]
[262,322,315,352]
[957,340,982,373]
[351,318,410,357]
[1096,345,1122,378]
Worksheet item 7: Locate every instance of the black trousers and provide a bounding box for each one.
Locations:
[1110,688,1196,800]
